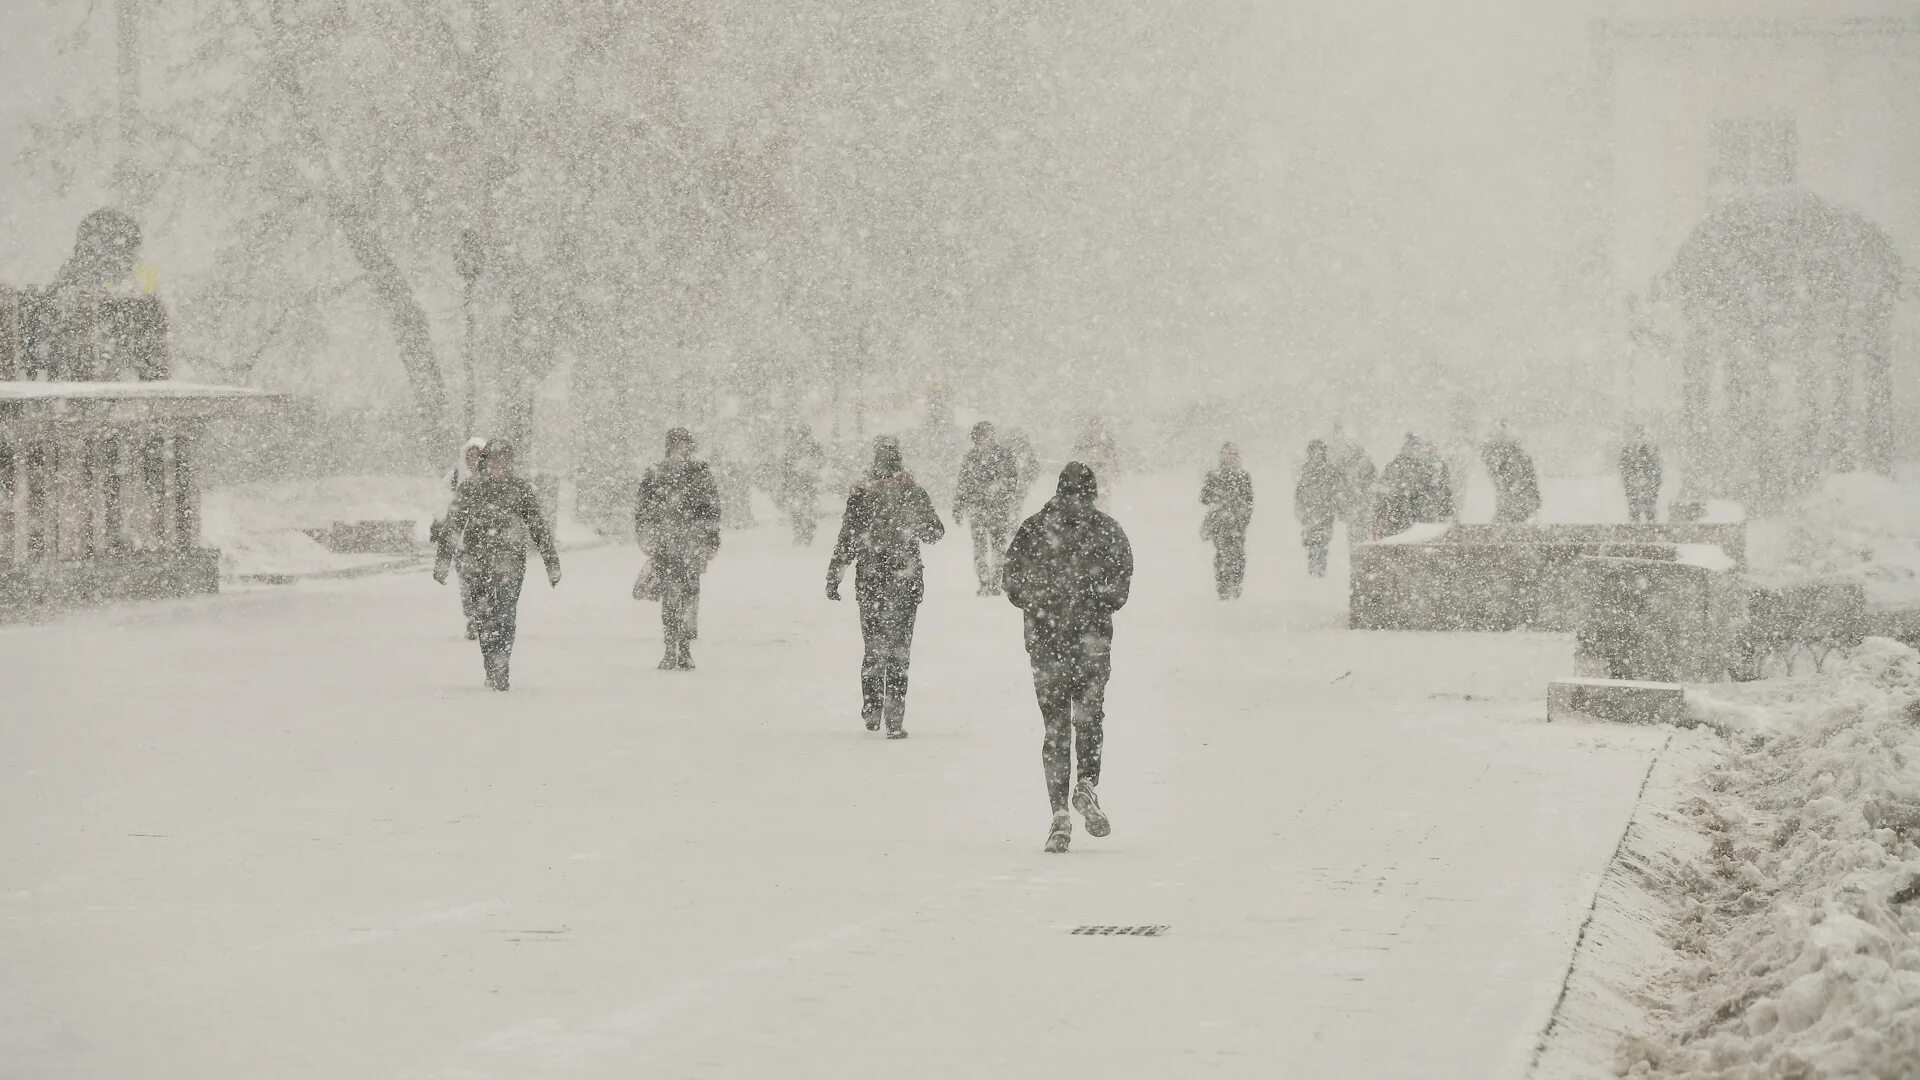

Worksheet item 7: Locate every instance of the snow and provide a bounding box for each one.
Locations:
[1747,466,1920,611]
[1672,543,1736,574]
[1537,638,1920,1079]
[0,470,1670,1078]
[0,381,281,401]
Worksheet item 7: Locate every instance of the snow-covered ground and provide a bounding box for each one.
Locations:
[0,469,1672,1078]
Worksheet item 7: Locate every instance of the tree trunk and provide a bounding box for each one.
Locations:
[331,199,453,452]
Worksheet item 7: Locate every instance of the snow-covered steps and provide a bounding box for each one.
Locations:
[1547,678,1689,726]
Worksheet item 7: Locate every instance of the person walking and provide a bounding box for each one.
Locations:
[1373,434,1454,538]
[826,436,945,738]
[1005,463,1134,854]
[1620,427,1662,524]
[1201,442,1255,597]
[635,427,722,671]
[433,439,560,691]
[1481,422,1542,523]
[778,423,824,545]
[1330,431,1376,546]
[953,421,1021,596]
[1294,440,1341,578]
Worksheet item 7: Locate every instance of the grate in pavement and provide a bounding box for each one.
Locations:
[1070,925,1169,936]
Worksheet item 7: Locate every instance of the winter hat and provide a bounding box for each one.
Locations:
[870,435,905,479]
[971,420,994,440]
[1055,461,1098,503]
[665,427,696,453]
[480,438,516,468]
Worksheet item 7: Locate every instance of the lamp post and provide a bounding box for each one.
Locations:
[453,229,485,440]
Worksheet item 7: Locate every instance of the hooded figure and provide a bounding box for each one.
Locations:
[1294,439,1341,577]
[1481,424,1541,523]
[1373,434,1454,538]
[635,427,722,670]
[433,439,561,690]
[1004,463,1134,853]
[1619,427,1662,523]
[1201,442,1255,597]
[953,420,1022,595]
[827,435,946,737]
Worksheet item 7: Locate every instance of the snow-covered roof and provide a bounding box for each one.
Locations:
[0,381,280,401]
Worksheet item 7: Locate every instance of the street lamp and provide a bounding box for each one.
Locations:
[453,229,485,439]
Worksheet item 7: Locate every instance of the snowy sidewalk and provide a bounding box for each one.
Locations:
[1,478,1667,1079]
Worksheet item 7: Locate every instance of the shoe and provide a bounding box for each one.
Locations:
[1044,812,1072,853]
[657,644,678,671]
[676,641,695,671]
[1072,780,1110,838]
[465,623,479,641]
[886,727,909,740]
[863,709,882,732]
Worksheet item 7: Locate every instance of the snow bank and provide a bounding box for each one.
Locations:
[1618,638,1920,1078]
[201,474,604,579]
[1748,466,1920,610]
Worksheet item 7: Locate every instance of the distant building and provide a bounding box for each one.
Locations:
[1591,5,1919,503]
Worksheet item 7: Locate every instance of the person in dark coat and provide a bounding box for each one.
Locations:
[827,436,946,738]
[953,421,1022,596]
[1005,463,1134,854]
[1373,434,1454,538]
[1293,439,1341,577]
[1331,433,1377,545]
[1620,427,1662,523]
[777,423,824,546]
[433,439,560,691]
[635,427,722,671]
[1006,428,1041,509]
[1201,442,1255,597]
[1481,423,1542,523]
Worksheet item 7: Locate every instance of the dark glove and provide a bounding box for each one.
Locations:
[432,557,450,585]
[546,562,562,588]
[826,574,842,602]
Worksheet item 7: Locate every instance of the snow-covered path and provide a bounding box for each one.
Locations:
[2,474,1666,1079]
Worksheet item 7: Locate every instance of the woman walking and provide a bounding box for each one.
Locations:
[433,439,561,690]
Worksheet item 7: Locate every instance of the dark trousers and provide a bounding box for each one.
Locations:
[457,560,481,628]
[654,553,704,645]
[471,571,525,674]
[1027,629,1112,813]
[1627,494,1657,523]
[1212,527,1247,595]
[970,514,1011,590]
[858,592,920,728]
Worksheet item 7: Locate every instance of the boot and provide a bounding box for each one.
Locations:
[676,639,695,671]
[658,637,679,671]
[483,652,510,692]
[883,696,907,739]
[1044,812,1072,854]
[863,706,882,732]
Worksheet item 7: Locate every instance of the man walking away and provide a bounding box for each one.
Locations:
[953,421,1021,596]
[827,436,945,738]
[433,439,560,691]
[1620,426,1662,524]
[1005,463,1134,853]
[635,428,722,671]
[1481,422,1542,523]
[1201,442,1255,597]
[1294,440,1340,578]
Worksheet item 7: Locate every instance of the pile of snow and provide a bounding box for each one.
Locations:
[201,474,603,579]
[1748,466,1920,610]
[1619,638,1920,1077]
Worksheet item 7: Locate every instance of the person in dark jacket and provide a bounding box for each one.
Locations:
[778,423,824,545]
[1330,432,1377,546]
[1294,439,1341,577]
[827,436,946,738]
[1005,463,1134,854]
[433,436,488,639]
[433,439,560,691]
[1620,427,1662,523]
[1201,442,1255,598]
[1481,423,1542,523]
[635,427,722,671]
[1373,434,1454,538]
[953,421,1022,596]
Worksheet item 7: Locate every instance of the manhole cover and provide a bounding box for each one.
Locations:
[1070,925,1169,936]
